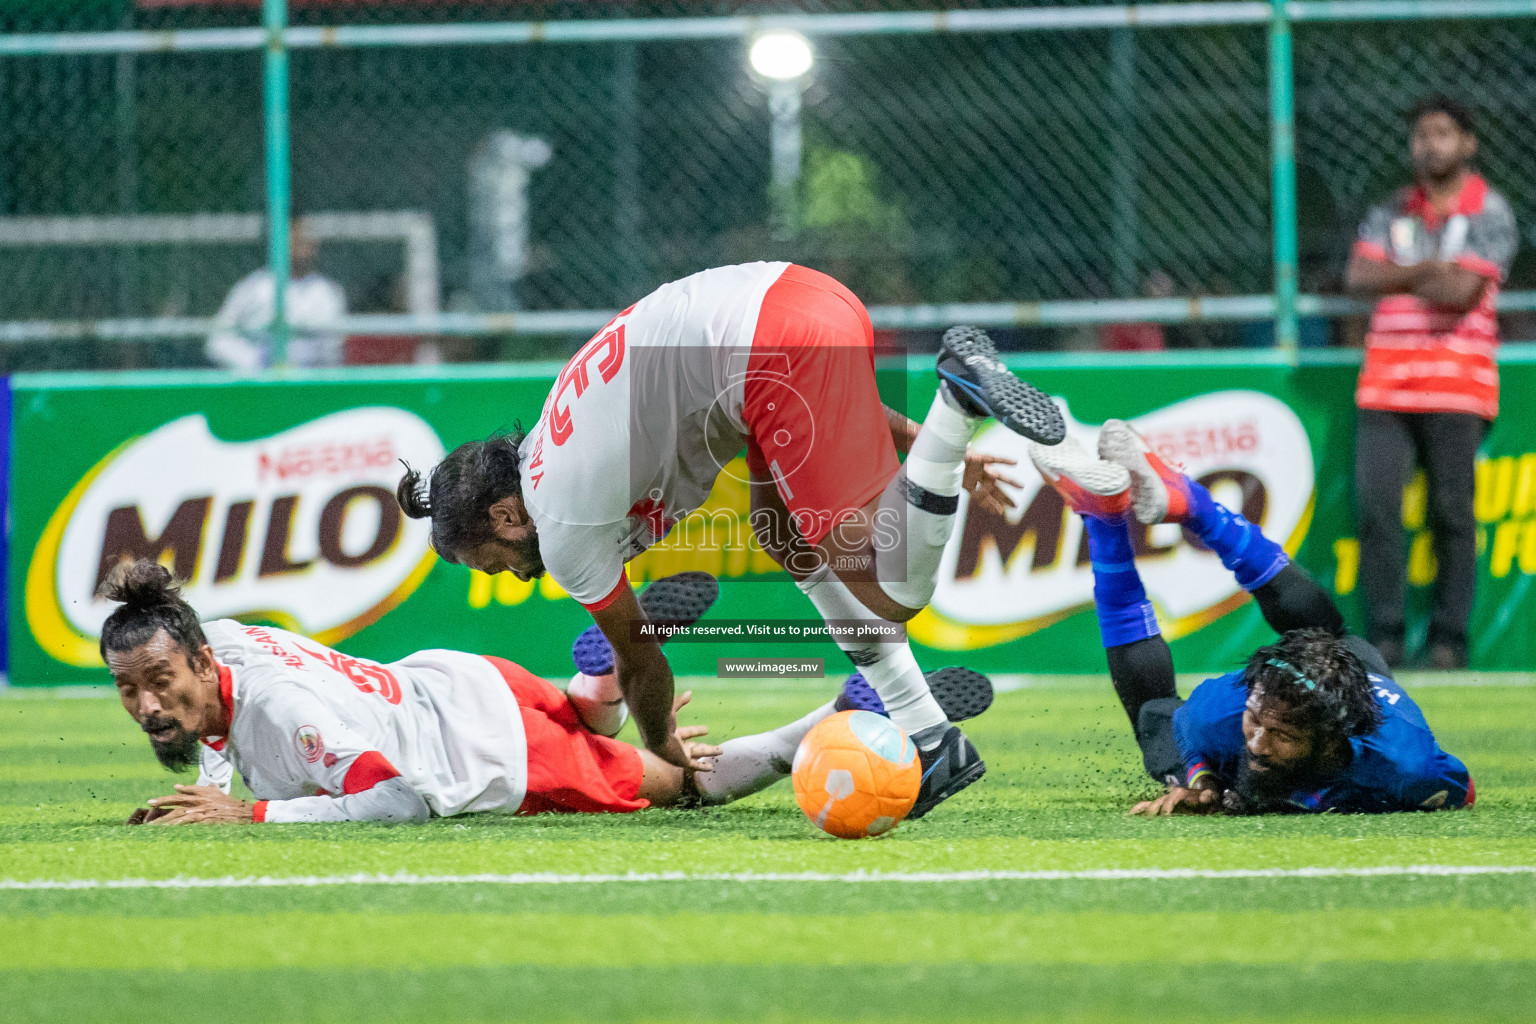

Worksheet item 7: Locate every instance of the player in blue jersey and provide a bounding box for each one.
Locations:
[1028,419,1474,816]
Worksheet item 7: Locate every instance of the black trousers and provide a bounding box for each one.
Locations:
[1353,408,1487,648]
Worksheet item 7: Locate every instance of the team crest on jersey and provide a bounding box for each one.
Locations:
[294,725,326,764]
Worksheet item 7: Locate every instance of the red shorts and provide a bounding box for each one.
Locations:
[482,656,649,814]
[743,264,901,547]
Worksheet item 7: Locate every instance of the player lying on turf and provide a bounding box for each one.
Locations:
[395,261,1065,818]
[1028,420,1473,816]
[109,561,993,824]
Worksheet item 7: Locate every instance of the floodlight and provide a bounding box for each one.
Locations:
[749,32,814,83]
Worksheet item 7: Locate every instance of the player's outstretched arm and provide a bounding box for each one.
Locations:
[591,585,712,772]
[133,778,431,825]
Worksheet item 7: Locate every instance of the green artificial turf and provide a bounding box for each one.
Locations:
[2,674,1533,1022]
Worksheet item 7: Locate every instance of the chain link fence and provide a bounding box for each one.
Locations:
[0,3,1533,367]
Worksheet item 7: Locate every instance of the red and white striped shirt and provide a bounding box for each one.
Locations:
[1354,174,1518,421]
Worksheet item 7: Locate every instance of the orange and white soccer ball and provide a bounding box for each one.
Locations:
[792,710,922,839]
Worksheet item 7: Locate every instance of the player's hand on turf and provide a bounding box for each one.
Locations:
[676,724,723,765]
[652,691,717,771]
[964,450,1024,514]
[1128,785,1222,817]
[145,784,256,825]
[125,805,173,825]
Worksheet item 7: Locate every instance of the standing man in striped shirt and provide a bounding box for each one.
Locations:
[1345,95,1519,670]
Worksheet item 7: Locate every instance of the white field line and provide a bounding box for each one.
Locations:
[2,864,1534,891]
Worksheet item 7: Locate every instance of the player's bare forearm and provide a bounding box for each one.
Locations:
[615,641,676,752]
[883,404,919,455]
[589,584,709,769]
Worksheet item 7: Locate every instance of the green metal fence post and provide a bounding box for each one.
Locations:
[1268,0,1299,352]
[262,0,292,367]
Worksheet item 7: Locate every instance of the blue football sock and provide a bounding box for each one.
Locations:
[1086,515,1160,648]
[1182,478,1289,591]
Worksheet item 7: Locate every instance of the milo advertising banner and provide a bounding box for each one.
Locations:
[7,352,1536,685]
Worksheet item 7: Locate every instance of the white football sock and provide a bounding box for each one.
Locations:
[565,671,628,737]
[876,391,981,611]
[796,565,949,745]
[694,701,837,805]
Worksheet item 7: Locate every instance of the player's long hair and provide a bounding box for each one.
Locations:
[98,560,210,668]
[396,426,525,562]
[1243,628,1383,745]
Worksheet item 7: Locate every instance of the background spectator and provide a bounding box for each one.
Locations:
[1344,94,1519,669]
[206,218,347,371]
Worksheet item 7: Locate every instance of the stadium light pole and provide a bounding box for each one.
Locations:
[749,31,814,240]
[1268,0,1299,353]
[262,0,292,368]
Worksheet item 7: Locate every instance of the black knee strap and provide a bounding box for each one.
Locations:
[905,478,959,516]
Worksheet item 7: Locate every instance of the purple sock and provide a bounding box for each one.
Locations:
[572,625,614,676]
[1085,515,1159,648]
[1183,478,1289,591]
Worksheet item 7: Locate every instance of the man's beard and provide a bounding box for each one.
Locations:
[1414,154,1464,186]
[509,531,546,580]
[1227,752,1327,815]
[143,713,200,773]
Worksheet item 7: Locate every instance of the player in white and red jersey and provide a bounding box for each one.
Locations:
[398,262,1065,819]
[104,562,854,825]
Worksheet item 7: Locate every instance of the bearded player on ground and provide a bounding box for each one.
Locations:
[110,561,993,825]
[396,262,1063,818]
[1027,420,1473,816]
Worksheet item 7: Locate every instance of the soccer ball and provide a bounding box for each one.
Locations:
[792,710,922,839]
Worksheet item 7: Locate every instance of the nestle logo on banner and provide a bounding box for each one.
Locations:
[256,437,396,482]
[910,391,1316,651]
[26,409,446,668]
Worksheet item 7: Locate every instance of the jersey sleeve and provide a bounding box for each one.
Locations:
[1459,192,1519,280]
[1365,744,1474,813]
[1172,693,1217,788]
[1400,750,1474,811]
[1172,675,1243,788]
[1354,203,1395,263]
[242,680,409,821]
[256,777,430,825]
[538,517,631,609]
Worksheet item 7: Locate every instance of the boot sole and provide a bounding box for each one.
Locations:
[940,327,1066,445]
[1097,420,1168,525]
[638,571,719,632]
[1029,439,1133,497]
[926,666,995,723]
